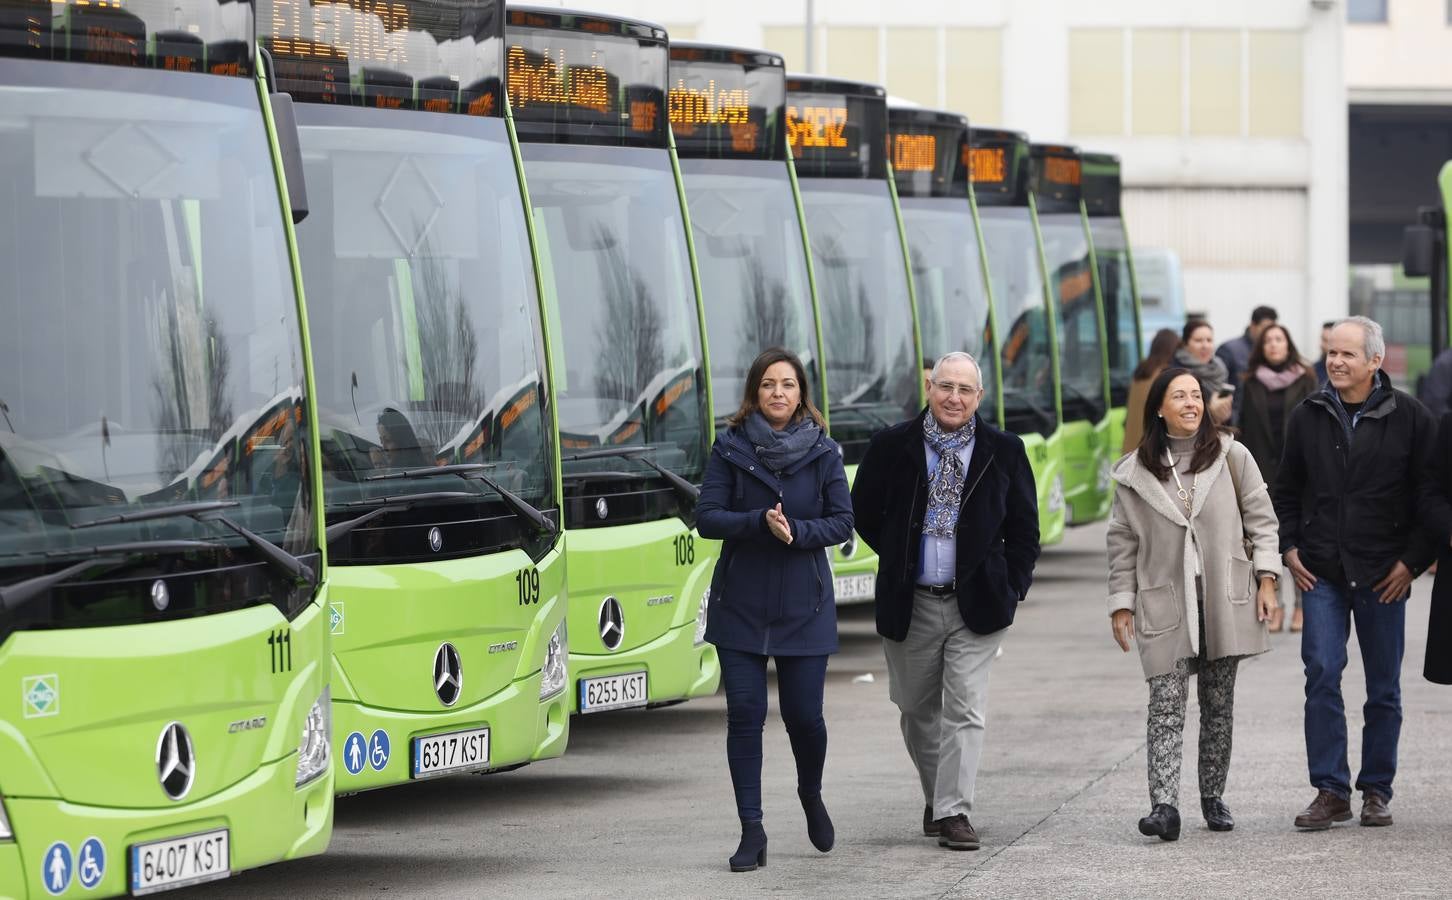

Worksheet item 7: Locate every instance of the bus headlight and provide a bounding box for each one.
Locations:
[694,587,710,646]
[0,795,13,841]
[539,620,568,700]
[295,687,330,787]
[1047,475,1066,515]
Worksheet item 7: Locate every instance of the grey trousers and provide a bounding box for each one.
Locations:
[883,588,1006,821]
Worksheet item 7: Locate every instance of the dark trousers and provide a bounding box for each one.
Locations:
[1301,580,1406,801]
[718,648,829,822]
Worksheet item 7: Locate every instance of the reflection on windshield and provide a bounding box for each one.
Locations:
[1090,219,1138,406]
[0,71,314,576]
[294,111,553,545]
[1039,213,1106,423]
[680,159,820,422]
[980,206,1058,437]
[900,198,997,426]
[523,144,707,512]
[800,180,917,464]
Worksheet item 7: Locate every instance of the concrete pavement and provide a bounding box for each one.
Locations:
[193,522,1450,899]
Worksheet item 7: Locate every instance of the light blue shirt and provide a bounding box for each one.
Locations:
[917,433,975,586]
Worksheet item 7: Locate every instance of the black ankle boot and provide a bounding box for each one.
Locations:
[1201,797,1234,832]
[1138,803,1181,842]
[798,790,835,852]
[729,820,768,872]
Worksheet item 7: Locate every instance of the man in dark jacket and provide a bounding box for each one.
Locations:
[1218,305,1277,423]
[1274,316,1439,832]
[851,352,1039,852]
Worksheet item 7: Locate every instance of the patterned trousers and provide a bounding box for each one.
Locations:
[1147,653,1240,808]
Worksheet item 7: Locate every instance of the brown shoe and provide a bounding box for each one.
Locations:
[923,805,940,837]
[936,814,981,850]
[1268,606,1285,632]
[1294,789,1352,830]
[1290,608,1303,632]
[1361,792,1393,827]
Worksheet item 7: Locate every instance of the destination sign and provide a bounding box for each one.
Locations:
[888,107,968,198]
[969,128,1029,207]
[668,44,784,161]
[785,77,887,180]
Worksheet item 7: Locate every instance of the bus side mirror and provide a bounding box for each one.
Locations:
[1403,224,1435,278]
[269,92,310,225]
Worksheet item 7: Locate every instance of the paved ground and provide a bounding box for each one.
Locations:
[194,522,1450,899]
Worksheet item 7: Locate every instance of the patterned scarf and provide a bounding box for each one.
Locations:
[922,411,976,538]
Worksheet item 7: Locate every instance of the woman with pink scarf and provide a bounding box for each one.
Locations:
[1238,323,1318,632]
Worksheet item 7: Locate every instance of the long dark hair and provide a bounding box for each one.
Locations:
[727,347,826,429]
[1246,323,1308,374]
[1133,328,1181,380]
[1136,368,1227,479]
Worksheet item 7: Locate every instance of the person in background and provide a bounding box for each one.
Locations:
[1313,321,1335,385]
[1274,317,1439,831]
[1123,329,1181,455]
[1422,411,1452,686]
[1237,323,1318,632]
[1173,319,1233,425]
[1418,346,1452,419]
[1106,368,1279,841]
[1216,305,1278,397]
[696,347,853,872]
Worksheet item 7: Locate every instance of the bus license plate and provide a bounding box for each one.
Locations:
[130,828,229,895]
[412,727,491,778]
[579,671,648,713]
[834,574,875,602]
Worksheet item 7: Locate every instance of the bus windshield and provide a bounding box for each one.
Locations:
[800,179,918,464]
[980,205,1057,437]
[1089,218,1138,408]
[679,158,820,424]
[899,197,997,425]
[1039,212,1107,423]
[294,110,554,563]
[0,65,315,629]
[523,144,708,524]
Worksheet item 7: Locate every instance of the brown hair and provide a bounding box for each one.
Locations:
[1133,328,1181,380]
[1136,367,1229,480]
[727,347,826,429]
[1247,323,1309,374]
[1180,318,1213,346]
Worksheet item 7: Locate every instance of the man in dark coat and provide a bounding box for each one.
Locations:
[851,352,1039,852]
[1421,412,1452,685]
[1216,305,1277,422]
[1274,316,1440,831]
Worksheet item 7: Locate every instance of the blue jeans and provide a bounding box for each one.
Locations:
[718,648,829,822]
[1301,580,1406,801]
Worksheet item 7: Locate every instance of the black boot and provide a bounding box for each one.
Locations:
[1201,797,1234,832]
[729,820,768,872]
[1138,803,1181,842]
[799,790,835,852]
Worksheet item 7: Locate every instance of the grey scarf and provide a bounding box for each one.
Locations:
[742,411,821,472]
[1172,347,1231,395]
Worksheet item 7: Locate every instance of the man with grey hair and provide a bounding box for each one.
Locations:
[1273,316,1440,831]
[851,351,1040,850]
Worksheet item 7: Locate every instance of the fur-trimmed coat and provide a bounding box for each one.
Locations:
[1106,435,1280,679]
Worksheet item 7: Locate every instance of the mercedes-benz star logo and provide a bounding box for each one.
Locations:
[150,579,170,611]
[156,722,195,801]
[598,596,625,651]
[594,497,609,520]
[433,642,462,706]
[428,527,443,553]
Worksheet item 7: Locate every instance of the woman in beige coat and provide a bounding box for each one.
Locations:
[1107,368,1280,841]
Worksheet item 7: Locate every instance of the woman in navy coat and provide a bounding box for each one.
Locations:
[697,347,854,872]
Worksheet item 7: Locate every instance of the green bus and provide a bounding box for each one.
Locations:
[786,74,920,604]
[1403,160,1452,387]
[668,44,825,431]
[970,128,1066,545]
[0,2,334,895]
[887,106,998,427]
[506,8,719,714]
[1030,143,1111,527]
[1081,152,1143,457]
[267,0,569,793]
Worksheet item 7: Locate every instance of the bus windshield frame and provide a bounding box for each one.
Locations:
[1037,210,1107,424]
[1088,217,1138,408]
[979,204,1058,437]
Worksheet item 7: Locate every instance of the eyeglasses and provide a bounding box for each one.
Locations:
[931,380,982,398]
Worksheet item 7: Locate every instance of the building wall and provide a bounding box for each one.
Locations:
[1345,0,1452,104]
[532,0,1347,350]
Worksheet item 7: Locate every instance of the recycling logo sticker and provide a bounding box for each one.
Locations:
[23,674,59,718]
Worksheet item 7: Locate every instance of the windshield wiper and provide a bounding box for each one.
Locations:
[366,464,557,535]
[561,447,700,505]
[0,539,225,613]
[71,500,313,585]
[323,490,504,546]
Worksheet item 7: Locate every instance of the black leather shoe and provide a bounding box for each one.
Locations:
[1201,797,1234,832]
[923,805,940,837]
[1138,803,1181,842]
[799,790,835,852]
[1360,792,1393,827]
[729,820,768,872]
